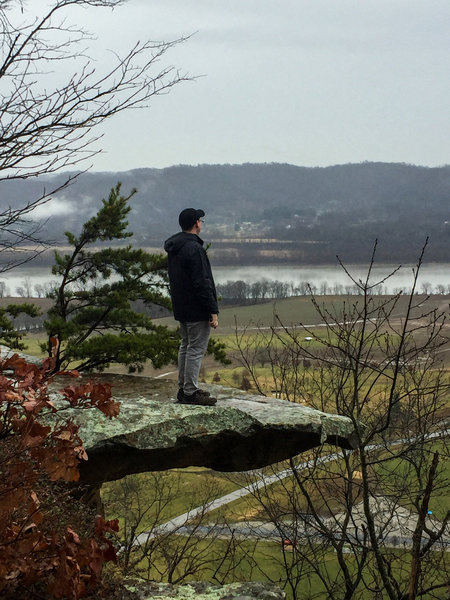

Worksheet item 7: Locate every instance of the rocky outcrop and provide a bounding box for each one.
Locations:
[115,581,285,600]
[49,374,359,487]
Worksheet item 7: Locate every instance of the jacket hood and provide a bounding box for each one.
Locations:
[164,231,203,255]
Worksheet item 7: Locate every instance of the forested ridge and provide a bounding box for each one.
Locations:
[1,162,448,263]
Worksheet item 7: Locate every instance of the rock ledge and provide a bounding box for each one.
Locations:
[49,374,359,486]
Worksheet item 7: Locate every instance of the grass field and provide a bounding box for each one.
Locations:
[16,293,450,372]
[126,536,448,600]
[154,293,450,334]
[102,468,243,529]
[131,535,448,600]
[147,294,450,383]
[128,537,348,598]
[102,438,449,599]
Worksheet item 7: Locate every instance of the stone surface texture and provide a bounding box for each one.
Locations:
[49,374,359,486]
[118,581,285,600]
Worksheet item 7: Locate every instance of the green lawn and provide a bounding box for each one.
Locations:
[20,333,48,357]
[155,295,352,334]
[121,535,448,600]
[155,293,450,334]
[102,468,244,530]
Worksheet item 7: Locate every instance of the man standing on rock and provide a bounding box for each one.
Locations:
[164,208,219,406]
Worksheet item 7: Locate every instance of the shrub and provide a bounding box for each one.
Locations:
[0,349,120,598]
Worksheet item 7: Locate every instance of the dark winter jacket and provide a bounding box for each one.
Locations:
[164,232,218,322]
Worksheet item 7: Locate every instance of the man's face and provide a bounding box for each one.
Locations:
[196,218,203,233]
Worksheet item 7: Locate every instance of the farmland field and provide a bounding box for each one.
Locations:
[16,293,450,378]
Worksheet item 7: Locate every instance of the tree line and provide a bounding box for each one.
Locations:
[3,161,450,265]
[216,278,450,302]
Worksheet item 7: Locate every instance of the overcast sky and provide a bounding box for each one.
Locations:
[29,1,450,171]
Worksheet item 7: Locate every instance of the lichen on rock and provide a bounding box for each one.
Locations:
[48,373,359,487]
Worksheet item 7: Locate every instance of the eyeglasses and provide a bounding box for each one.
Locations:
[199,218,205,223]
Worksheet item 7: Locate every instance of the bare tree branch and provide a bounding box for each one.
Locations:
[0,0,189,269]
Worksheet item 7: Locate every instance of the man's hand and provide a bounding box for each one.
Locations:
[209,314,218,329]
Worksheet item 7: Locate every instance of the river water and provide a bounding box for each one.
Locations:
[1,263,449,296]
[214,263,450,294]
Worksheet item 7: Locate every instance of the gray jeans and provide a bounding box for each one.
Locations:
[178,321,211,395]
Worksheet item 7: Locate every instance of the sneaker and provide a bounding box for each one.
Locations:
[176,388,211,403]
[179,389,217,406]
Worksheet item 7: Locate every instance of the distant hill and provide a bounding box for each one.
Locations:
[1,162,449,264]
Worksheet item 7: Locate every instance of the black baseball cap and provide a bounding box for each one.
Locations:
[179,208,205,230]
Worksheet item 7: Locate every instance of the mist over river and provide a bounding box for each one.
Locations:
[214,263,450,294]
[1,263,449,297]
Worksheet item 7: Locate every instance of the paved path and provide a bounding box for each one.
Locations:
[153,370,177,379]
[134,451,341,545]
[134,427,448,547]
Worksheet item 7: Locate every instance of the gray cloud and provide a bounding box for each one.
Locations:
[16,0,450,169]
